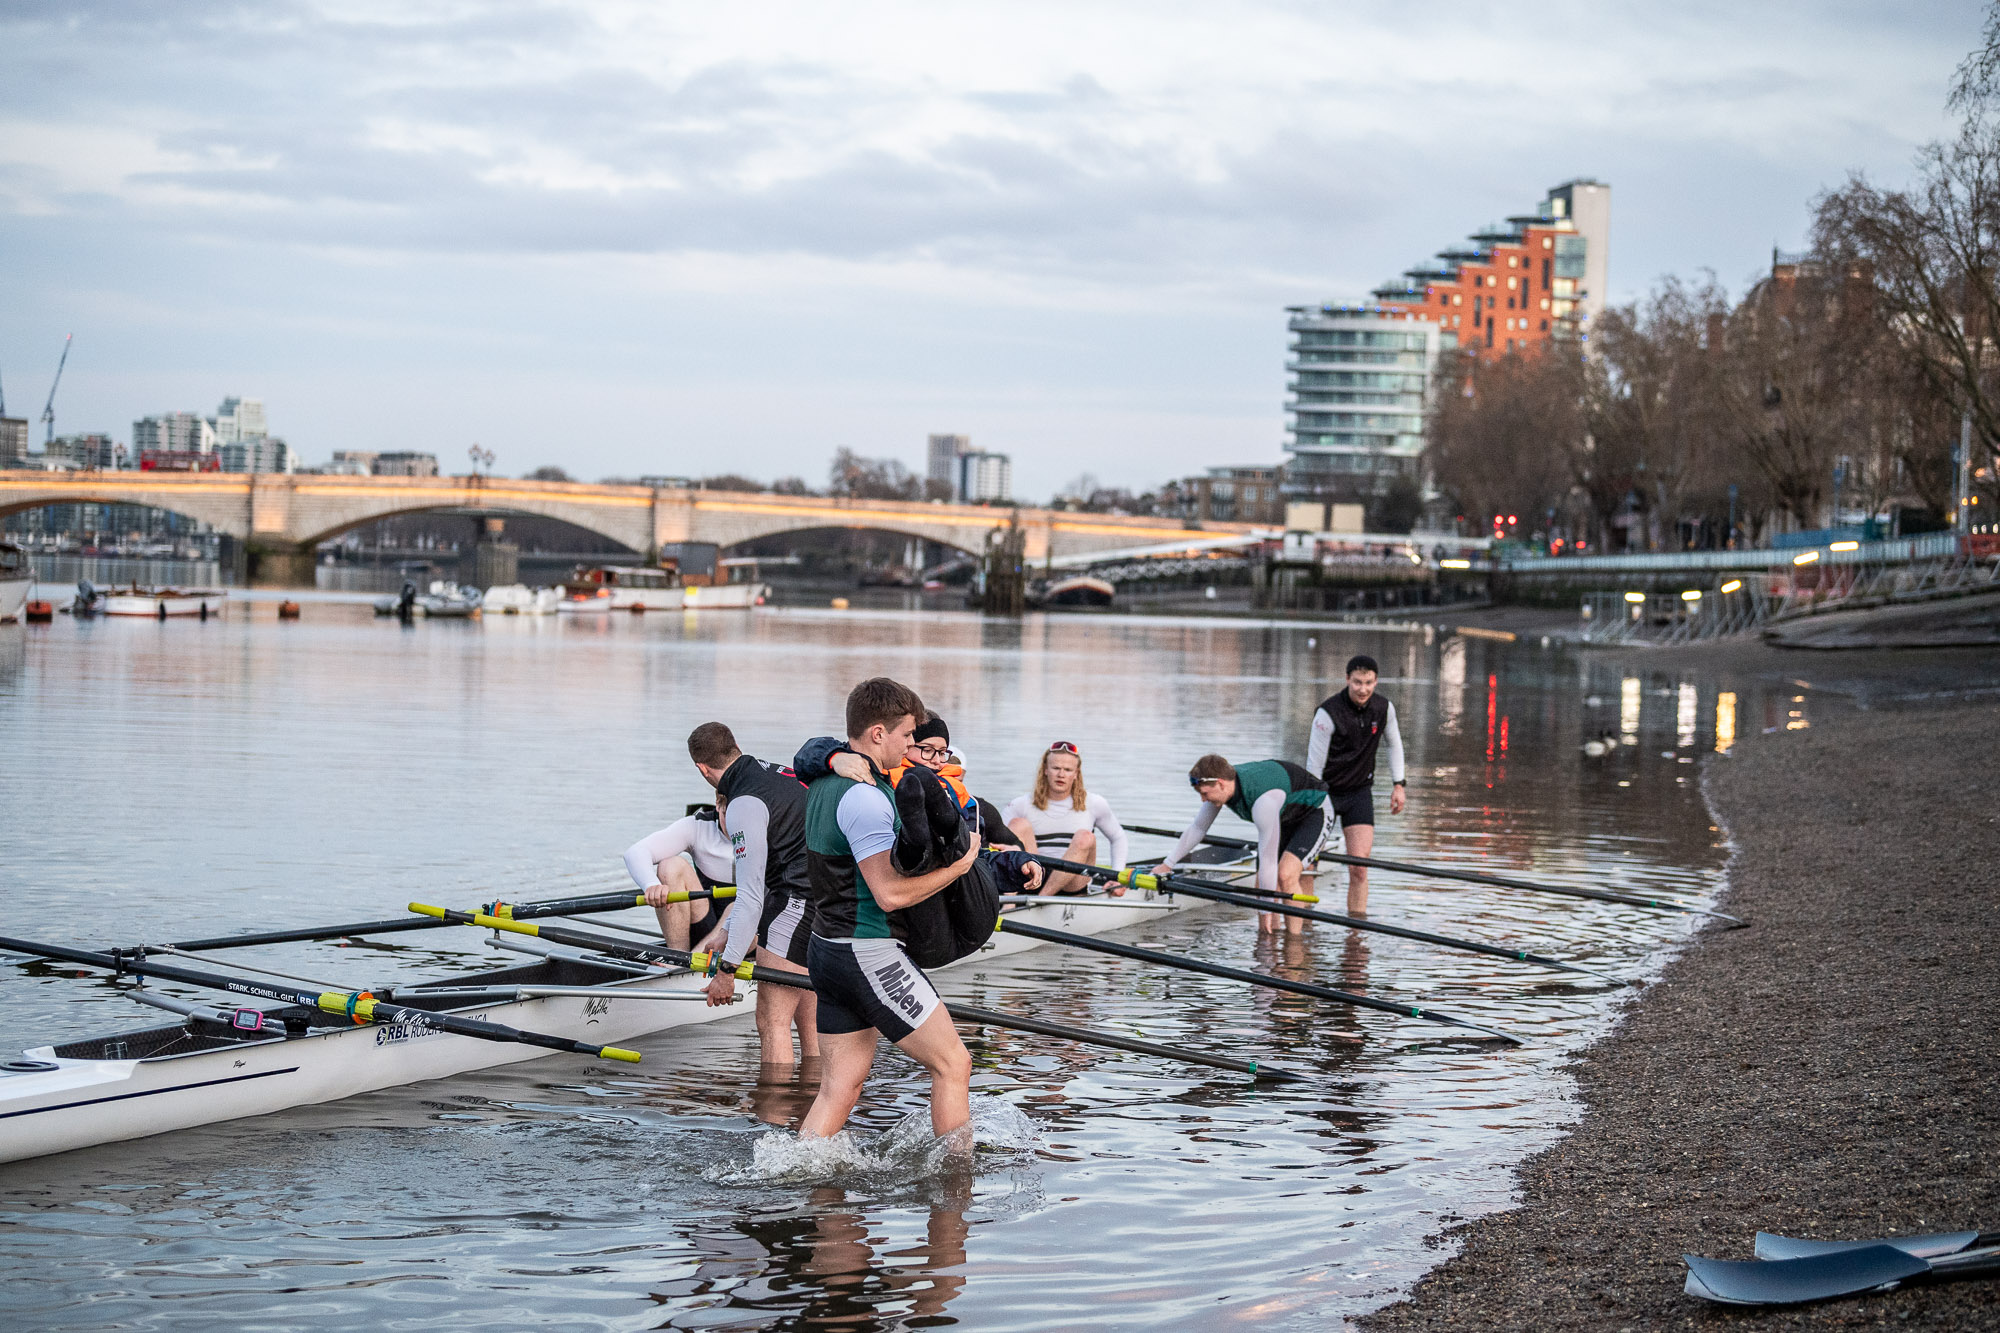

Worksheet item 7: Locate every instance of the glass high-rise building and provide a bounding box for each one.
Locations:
[1283,306,1448,502]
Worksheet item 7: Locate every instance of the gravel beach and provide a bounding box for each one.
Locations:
[1360,644,2000,1330]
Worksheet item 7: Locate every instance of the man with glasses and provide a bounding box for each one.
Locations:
[1157,754,1328,933]
[814,714,1022,850]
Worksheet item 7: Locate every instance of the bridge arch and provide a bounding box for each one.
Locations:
[0,488,251,538]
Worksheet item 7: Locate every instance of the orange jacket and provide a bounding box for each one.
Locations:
[884,760,977,822]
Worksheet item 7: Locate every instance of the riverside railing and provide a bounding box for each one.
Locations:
[1501,531,1960,575]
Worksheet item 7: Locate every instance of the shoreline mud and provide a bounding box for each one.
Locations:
[1358,641,2000,1330]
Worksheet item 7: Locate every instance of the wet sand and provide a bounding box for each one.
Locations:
[1360,642,2000,1330]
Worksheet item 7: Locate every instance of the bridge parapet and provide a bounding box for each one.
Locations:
[0,471,1264,580]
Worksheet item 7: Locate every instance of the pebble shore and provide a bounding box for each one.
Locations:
[1360,649,2000,1330]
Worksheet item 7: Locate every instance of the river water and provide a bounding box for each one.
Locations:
[0,605,1790,1330]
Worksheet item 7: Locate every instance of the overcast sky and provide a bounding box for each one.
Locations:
[0,0,1982,498]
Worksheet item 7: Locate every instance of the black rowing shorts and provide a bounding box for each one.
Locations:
[758,892,813,967]
[1328,786,1375,830]
[1279,804,1327,861]
[807,935,941,1043]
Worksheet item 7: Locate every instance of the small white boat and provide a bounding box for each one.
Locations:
[100,586,228,619]
[481,584,561,616]
[417,581,482,618]
[0,542,29,623]
[558,564,768,613]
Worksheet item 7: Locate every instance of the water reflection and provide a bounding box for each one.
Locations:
[661,1183,971,1331]
[0,606,1833,1330]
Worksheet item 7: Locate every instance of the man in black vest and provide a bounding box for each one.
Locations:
[1306,654,1406,915]
[689,722,819,1065]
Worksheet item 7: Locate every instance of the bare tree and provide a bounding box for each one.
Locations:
[1425,344,1584,540]
[827,448,925,501]
[1815,12,2000,473]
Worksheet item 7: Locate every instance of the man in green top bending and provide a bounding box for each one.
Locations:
[799,677,981,1144]
[1159,755,1329,933]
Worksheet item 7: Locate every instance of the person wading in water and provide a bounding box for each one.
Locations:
[687,722,819,1065]
[1305,654,1406,915]
[798,678,982,1144]
[1159,755,1328,933]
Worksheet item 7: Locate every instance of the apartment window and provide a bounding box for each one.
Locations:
[1540,297,1550,310]
[1540,319,1549,331]
[1507,276,1517,289]
[1543,237,1553,248]
[1453,294,1462,305]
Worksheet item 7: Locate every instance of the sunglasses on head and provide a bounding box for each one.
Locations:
[1189,774,1220,789]
[1047,741,1080,755]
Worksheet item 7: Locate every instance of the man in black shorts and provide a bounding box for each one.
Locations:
[688,722,819,1065]
[1158,755,1328,934]
[1306,653,1407,915]
[799,678,981,1143]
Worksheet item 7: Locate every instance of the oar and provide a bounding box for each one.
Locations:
[1123,823,1741,924]
[409,904,1306,1083]
[169,887,733,952]
[1024,853,1618,983]
[1684,1243,2000,1306]
[0,934,641,1062]
[993,915,1522,1044]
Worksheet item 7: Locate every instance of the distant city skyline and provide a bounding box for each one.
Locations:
[0,2,1980,498]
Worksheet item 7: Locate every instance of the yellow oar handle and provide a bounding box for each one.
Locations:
[686,951,756,981]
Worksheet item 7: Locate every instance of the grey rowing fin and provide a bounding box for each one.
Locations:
[1683,1245,1928,1305]
[1753,1229,1983,1262]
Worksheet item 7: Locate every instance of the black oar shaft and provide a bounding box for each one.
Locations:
[996,916,1521,1044]
[1123,822,1737,923]
[1025,854,1606,981]
[411,906,1307,1082]
[945,1001,1300,1082]
[0,934,637,1061]
[171,888,726,952]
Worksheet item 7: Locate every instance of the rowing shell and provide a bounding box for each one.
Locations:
[0,952,728,1166]
[0,851,1242,1164]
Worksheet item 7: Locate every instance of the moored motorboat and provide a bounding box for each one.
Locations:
[559,563,768,612]
[1030,574,1116,610]
[100,586,228,619]
[0,542,29,624]
[481,584,561,616]
[417,581,482,618]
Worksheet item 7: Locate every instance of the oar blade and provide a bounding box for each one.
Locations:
[1682,1245,1928,1306]
[1753,1230,1984,1261]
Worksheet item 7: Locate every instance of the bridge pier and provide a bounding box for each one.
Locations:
[246,542,316,589]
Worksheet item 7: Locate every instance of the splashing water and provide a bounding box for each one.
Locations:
[709,1096,1040,1187]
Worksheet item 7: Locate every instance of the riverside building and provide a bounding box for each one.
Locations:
[1370,178,1610,355]
[1283,306,1448,507]
[1283,178,1610,511]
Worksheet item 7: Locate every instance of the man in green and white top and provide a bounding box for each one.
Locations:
[1160,755,1329,933]
[798,677,981,1145]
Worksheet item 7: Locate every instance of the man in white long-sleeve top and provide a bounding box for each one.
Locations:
[622,804,736,951]
[688,722,820,1066]
[1305,653,1407,915]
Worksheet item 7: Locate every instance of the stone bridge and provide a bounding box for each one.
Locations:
[0,471,1265,583]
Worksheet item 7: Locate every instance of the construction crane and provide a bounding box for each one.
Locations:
[42,333,72,446]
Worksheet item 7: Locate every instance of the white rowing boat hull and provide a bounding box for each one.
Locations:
[0,965,729,1165]
[0,864,1237,1164]
[952,885,1190,967]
